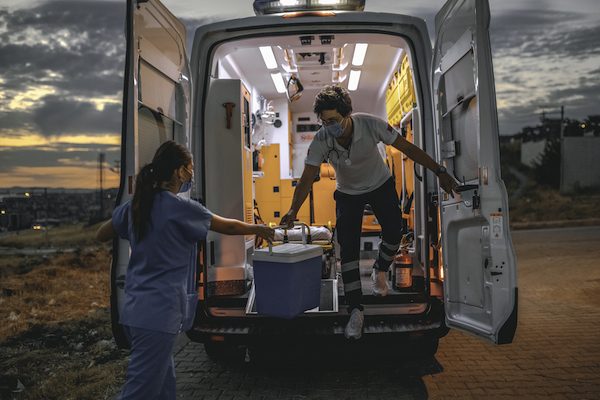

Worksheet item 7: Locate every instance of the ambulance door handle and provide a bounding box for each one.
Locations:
[223,102,235,129]
[116,275,126,289]
[210,241,215,265]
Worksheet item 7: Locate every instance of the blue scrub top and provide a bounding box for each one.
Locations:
[112,191,213,334]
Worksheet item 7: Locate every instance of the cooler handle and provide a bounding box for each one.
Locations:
[269,222,311,255]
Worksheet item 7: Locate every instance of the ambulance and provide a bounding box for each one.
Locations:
[111,0,518,358]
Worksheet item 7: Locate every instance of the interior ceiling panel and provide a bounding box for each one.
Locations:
[220,33,407,116]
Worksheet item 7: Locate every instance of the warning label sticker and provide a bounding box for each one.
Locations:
[490,213,503,239]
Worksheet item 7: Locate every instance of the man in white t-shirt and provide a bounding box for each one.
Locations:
[280,86,457,339]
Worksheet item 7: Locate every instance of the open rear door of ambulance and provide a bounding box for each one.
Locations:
[432,0,517,344]
[111,0,191,348]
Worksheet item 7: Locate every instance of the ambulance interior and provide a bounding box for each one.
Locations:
[201,31,443,317]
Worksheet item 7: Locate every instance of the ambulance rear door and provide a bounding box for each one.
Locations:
[432,0,517,344]
[112,0,191,347]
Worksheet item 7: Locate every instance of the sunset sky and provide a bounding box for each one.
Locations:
[0,0,598,189]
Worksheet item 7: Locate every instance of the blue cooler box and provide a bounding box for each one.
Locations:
[253,243,323,319]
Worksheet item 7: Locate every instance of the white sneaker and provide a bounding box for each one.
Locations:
[372,269,388,297]
[344,309,364,339]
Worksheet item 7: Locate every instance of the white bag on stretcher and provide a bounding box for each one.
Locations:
[274,226,332,242]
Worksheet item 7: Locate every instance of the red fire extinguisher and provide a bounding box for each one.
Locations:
[393,248,412,291]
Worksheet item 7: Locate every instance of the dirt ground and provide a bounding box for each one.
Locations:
[0,224,129,400]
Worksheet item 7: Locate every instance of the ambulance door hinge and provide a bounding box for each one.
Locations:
[472,192,480,210]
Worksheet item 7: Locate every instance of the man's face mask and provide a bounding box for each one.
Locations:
[324,122,344,138]
[322,116,347,138]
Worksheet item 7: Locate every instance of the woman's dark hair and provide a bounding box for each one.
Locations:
[131,141,192,241]
[313,85,353,118]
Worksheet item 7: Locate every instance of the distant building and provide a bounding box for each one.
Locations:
[0,188,118,231]
[561,136,600,191]
[518,117,600,191]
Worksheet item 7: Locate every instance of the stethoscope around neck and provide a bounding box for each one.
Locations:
[325,136,352,176]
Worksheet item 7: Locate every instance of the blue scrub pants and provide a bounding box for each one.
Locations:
[335,177,404,312]
[118,325,178,400]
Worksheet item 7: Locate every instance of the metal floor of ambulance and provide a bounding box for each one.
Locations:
[336,259,420,294]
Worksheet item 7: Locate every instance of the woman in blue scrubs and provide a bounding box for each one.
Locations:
[97,141,273,400]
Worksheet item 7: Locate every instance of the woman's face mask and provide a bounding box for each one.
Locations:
[179,167,194,193]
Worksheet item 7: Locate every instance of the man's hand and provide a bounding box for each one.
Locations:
[279,211,296,229]
[438,172,459,198]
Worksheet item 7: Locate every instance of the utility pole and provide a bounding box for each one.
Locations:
[560,106,565,191]
[98,153,105,219]
[44,188,49,247]
[110,160,121,176]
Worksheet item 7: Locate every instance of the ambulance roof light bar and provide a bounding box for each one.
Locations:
[253,0,365,15]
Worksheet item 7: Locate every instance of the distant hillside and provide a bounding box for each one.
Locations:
[0,187,118,194]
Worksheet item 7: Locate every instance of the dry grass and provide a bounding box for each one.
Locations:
[0,222,128,400]
[0,222,103,249]
[0,249,111,341]
[509,183,600,223]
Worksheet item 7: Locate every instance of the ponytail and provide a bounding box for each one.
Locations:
[131,163,157,241]
[130,141,192,242]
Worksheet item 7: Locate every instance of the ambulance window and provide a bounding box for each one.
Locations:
[138,107,175,168]
[440,50,478,183]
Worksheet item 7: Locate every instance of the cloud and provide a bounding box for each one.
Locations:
[490,9,600,59]
[487,6,600,134]
[31,95,121,137]
[0,142,120,174]
[0,1,125,134]
[0,110,35,131]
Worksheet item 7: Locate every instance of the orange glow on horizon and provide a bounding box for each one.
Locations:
[0,166,120,189]
[0,134,120,148]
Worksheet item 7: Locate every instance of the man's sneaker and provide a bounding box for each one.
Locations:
[344,308,364,339]
[372,269,388,297]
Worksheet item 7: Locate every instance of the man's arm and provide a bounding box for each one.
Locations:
[391,134,458,196]
[279,164,320,228]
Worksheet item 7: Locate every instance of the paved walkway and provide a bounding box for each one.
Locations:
[115,226,600,399]
[170,289,600,399]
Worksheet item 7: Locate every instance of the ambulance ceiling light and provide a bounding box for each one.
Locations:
[352,43,368,66]
[271,72,287,93]
[260,46,278,69]
[253,0,365,15]
[348,69,361,91]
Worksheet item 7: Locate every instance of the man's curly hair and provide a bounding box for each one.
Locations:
[313,85,353,118]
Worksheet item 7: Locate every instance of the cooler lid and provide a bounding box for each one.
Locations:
[253,243,323,263]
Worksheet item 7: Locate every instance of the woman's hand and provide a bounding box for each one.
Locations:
[255,224,275,244]
[210,215,274,244]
